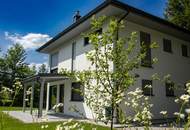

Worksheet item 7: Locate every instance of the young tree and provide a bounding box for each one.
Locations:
[61,16,158,130]
[165,0,190,30]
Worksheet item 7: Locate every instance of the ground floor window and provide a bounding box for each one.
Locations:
[142,79,153,96]
[165,82,175,97]
[71,82,84,102]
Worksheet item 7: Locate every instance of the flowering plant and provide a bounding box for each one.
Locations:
[52,103,64,113]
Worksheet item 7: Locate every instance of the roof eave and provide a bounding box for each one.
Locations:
[37,0,190,53]
[36,0,112,52]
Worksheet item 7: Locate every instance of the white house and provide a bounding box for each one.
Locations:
[23,0,190,121]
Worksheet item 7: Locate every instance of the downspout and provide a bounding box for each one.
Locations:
[112,10,130,127]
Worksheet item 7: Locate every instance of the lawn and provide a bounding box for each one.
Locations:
[0,107,111,130]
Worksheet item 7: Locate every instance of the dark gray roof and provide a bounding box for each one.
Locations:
[37,0,190,52]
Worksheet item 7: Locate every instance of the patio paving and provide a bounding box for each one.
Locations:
[3,110,87,123]
[3,111,185,129]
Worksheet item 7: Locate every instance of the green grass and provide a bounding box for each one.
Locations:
[0,106,22,111]
[0,107,111,130]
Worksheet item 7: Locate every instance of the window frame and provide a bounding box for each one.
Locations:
[71,82,84,102]
[163,39,172,53]
[140,31,152,68]
[84,37,89,46]
[83,28,102,46]
[142,79,153,96]
[165,82,175,97]
[181,44,188,57]
[50,52,58,69]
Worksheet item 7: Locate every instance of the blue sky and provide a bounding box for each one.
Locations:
[0,0,166,68]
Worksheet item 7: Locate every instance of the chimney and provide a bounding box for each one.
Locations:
[73,10,81,22]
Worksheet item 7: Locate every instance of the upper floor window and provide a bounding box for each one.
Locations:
[95,28,102,35]
[181,44,188,57]
[165,82,175,97]
[142,79,153,96]
[84,37,89,46]
[71,82,84,102]
[50,53,58,69]
[83,28,102,46]
[140,31,152,67]
[163,39,172,53]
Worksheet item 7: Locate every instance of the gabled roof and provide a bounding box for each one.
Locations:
[37,0,190,52]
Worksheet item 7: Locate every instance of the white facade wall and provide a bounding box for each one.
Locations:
[120,21,190,119]
[49,19,190,119]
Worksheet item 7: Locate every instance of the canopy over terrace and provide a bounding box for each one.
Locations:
[22,73,69,117]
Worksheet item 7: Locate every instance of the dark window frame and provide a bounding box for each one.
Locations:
[140,31,152,68]
[163,39,172,53]
[181,44,188,57]
[71,82,84,102]
[84,37,90,46]
[50,68,58,74]
[165,82,175,97]
[142,79,153,96]
[83,28,102,46]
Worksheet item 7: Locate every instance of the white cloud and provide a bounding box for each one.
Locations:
[29,62,49,72]
[5,32,52,49]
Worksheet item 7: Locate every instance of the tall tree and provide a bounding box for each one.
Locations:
[165,0,190,30]
[4,43,29,87]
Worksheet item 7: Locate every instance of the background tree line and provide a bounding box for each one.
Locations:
[0,43,48,106]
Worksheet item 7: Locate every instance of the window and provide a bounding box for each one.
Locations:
[84,37,89,46]
[165,82,174,97]
[163,39,172,53]
[50,53,58,69]
[71,42,76,71]
[105,107,112,120]
[83,28,102,46]
[140,31,152,67]
[142,79,153,96]
[50,68,58,74]
[182,44,188,57]
[95,28,102,35]
[71,82,84,102]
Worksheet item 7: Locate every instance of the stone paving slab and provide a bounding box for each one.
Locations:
[3,111,86,123]
[3,111,186,129]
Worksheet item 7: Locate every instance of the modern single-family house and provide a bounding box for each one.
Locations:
[23,0,190,121]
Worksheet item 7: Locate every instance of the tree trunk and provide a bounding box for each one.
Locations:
[110,103,114,130]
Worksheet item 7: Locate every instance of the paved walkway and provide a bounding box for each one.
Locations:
[4,111,86,123]
[3,111,185,129]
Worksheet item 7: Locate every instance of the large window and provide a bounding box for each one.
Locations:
[140,31,152,67]
[181,44,188,57]
[163,39,172,53]
[142,79,153,96]
[50,53,58,69]
[165,82,175,97]
[71,82,84,102]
